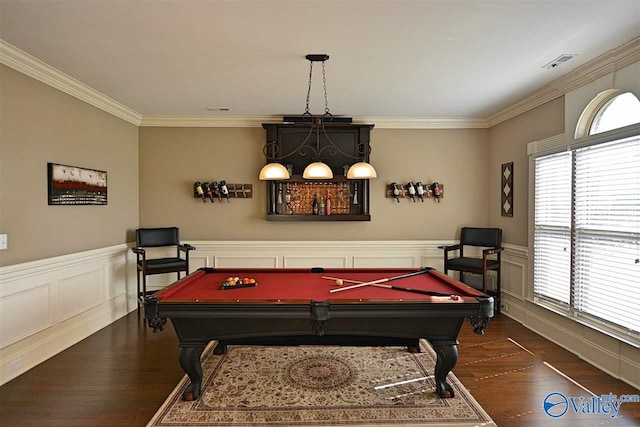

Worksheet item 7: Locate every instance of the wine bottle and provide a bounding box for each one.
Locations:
[312,193,319,215]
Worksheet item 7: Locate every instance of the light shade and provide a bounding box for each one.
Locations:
[346,162,377,179]
[303,162,333,179]
[259,163,290,180]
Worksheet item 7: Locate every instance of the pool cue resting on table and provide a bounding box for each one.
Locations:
[324,270,457,298]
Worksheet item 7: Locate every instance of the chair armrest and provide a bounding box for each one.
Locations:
[132,247,146,263]
[131,247,145,255]
[178,244,196,253]
[439,244,461,252]
[482,247,503,256]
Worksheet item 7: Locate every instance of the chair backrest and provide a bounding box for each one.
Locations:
[460,227,502,248]
[136,227,180,247]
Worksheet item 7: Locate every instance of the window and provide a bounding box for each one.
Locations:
[534,152,572,305]
[533,91,640,342]
[589,92,640,135]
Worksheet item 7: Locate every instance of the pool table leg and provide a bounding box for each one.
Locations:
[178,344,205,401]
[431,341,458,398]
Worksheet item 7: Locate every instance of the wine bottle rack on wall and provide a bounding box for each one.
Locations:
[385,183,444,202]
[193,182,253,202]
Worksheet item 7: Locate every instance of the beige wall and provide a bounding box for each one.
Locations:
[0,65,139,266]
[138,126,490,240]
[488,97,565,246]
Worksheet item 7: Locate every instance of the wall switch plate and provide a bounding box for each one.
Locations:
[0,234,7,250]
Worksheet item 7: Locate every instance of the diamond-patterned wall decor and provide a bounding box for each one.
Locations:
[501,162,513,217]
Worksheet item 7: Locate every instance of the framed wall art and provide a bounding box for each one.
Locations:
[501,162,513,217]
[47,163,108,205]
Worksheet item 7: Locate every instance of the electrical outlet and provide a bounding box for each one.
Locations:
[500,303,508,312]
[0,234,7,250]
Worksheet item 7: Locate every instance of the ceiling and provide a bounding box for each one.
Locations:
[1,0,639,122]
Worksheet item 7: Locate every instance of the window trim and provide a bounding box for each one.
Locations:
[530,97,640,347]
[574,89,623,139]
[528,122,640,159]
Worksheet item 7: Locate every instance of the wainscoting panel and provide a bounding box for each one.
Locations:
[190,255,209,270]
[0,244,135,386]
[353,255,416,268]
[107,258,128,300]
[284,256,348,268]
[189,241,450,272]
[59,269,103,322]
[501,244,528,304]
[215,256,279,269]
[0,284,51,349]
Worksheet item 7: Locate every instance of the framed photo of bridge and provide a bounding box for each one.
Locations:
[47,162,108,205]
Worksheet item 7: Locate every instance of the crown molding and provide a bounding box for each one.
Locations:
[3,36,638,130]
[352,117,489,129]
[140,115,279,128]
[488,36,640,127]
[0,39,142,126]
[140,115,489,129]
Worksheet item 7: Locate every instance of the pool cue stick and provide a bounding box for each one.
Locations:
[325,276,451,297]
[328,269,450,296]
[329,270,427,293]
[322,276,363,285]
[322,275,391,290]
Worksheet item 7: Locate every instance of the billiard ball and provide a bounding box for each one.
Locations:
[336,279,343,286]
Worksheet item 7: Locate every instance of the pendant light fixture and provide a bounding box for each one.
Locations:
[346,162,378,179]
[259,163,290,180]
[259,54,377,181]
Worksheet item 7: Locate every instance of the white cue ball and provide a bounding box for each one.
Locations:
[336,279,344,286]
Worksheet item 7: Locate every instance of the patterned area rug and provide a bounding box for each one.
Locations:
[148,340,495,426]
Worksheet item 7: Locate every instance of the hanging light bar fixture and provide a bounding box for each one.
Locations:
[259,54,377,181]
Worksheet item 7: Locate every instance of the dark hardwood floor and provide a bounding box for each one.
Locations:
[1,312,638,426]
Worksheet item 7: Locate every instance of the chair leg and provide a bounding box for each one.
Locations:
[482,264,488,294]
[136,270,141,308]
[141,273,147,302]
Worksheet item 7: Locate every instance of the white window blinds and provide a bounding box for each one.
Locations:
[573,135,640,333]
[534,152,572,305]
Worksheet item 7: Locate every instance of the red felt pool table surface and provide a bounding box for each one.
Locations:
[155,267,486,303]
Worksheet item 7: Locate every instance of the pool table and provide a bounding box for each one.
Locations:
[144,267,494,401]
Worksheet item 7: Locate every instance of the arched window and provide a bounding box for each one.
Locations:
[589,92,640,135]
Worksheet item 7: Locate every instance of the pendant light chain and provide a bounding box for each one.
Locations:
[322,61,331,117]
[304,61,314,117]
[304,59,331,118]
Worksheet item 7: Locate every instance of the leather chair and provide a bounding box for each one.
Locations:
[132,227,195,304]
[440,227,503,299]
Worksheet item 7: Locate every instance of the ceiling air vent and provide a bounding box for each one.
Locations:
[542,54,578,70]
